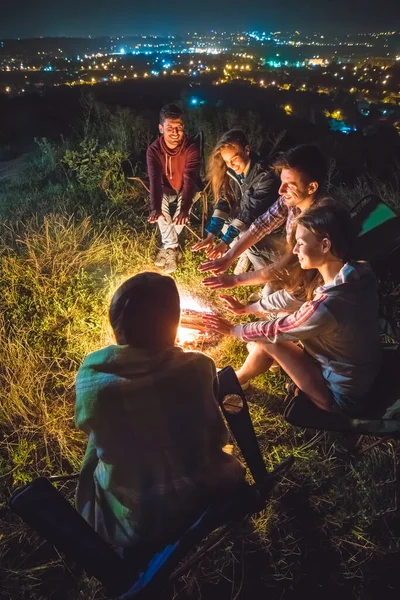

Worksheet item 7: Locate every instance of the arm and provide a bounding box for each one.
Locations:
[236,168,280,227]
[232,294,336,344]
[146,146,163,216]
[180,143,201,211]
[198,198,287,274]
[218,170,278,249]
[193,198,231,254]
[202,263,274,290]
[199,227,260,273]
[203,294,337,344]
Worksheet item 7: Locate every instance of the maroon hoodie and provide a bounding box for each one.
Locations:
[146,135,202,212]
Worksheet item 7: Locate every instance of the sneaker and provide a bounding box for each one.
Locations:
[154,248,167,267]
[164,248,179,273]
[247,290,262,303]
[269,360,281,374]
[233,254,251,275]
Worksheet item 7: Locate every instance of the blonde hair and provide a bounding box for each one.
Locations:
[207,129,249,209]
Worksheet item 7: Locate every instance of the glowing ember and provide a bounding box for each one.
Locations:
[177,294,213,347]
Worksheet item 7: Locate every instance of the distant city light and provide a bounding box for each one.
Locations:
[190,97,199,105]
[120,48,125,55]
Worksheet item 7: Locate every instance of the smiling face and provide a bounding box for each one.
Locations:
[159,118,184,149]
[293,223,331,270]
[220,144,250,175]
[278,168,319,210]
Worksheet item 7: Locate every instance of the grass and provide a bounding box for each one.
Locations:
[0,108,400,599]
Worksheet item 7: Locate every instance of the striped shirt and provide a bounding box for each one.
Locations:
[231,261,382,408]
[232,293,332,344]
[249,196,301,243]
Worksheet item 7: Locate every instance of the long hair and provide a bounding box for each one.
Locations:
[207,129,249,208]
[268,201,354,301]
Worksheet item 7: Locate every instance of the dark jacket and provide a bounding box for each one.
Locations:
[205,153,280,244]
[146,135,202,212]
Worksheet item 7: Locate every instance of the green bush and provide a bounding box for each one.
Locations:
[63,138,129,203]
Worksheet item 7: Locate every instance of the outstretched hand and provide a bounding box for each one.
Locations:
[219,294,247,315]
[173,210,190,226]
[202,274,238,290]
[206,241,229,260]
[202,314,234,336]
[192,234,215,252]
[198,253,234,274]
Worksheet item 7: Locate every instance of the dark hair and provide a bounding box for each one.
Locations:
[109,272,180,350]
[207,129,250,207]
[296,201,355,263]
[269,200,354,300]
[273,144,327,198]
[159,103,183,124]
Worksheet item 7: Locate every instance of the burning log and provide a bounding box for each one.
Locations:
[179,310,209,333]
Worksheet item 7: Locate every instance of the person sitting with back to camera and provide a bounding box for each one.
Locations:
[203,203,381,417]
[192,129,280,273]
[75,272,244,550]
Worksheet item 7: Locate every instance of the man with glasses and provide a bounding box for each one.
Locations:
[147,104,202,273]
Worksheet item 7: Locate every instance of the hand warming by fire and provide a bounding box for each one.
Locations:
[177,293,216,348]
[177,292,244,347]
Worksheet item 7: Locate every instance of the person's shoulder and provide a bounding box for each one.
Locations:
[251,158,277,180]
[183,135,201,154]
[78,345,119,371]
[178,349,216,372]
[147,137,161,154]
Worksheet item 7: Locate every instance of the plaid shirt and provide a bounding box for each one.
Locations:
[75,345,244,547]
[249,196,301,243]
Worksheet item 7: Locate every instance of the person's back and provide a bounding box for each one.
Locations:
[75,273,244,548]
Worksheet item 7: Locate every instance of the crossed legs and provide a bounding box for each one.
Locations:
[236,341,332,411]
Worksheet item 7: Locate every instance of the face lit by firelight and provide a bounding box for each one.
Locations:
[220,144,250,175]
[293,224,330,270]
[159,118,184,149]
[278,168,318,208]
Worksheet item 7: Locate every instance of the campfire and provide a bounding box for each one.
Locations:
[177,294,216,348]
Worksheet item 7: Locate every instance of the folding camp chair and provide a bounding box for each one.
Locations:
[128,131,209,238]
[284,321,400,447]
[9,366,293,600]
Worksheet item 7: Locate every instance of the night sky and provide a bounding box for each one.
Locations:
[1,0,399,38]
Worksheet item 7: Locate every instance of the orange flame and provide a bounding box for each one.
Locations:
[177,293,212,346]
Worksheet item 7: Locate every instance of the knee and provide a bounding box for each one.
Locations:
[249,341,274,355]
[258,342,282,357]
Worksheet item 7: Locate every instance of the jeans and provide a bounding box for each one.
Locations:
[157,193,199,249]
[245,230,285,270]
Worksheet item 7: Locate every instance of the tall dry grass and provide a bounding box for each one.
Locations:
[0,103,399,599]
